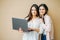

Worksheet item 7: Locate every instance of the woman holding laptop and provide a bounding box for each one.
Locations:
[18,4,43,40]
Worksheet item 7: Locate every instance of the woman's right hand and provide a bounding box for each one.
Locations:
[28,28,34,31]
[28,28,32,30]
[18,27,23,33]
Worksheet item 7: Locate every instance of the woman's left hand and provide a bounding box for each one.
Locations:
[30,28,39,32]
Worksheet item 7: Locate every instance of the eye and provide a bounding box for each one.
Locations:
[39,8,45,11]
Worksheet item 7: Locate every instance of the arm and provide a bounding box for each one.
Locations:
[28,28,40,32]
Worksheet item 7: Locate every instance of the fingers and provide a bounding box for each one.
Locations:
[18,28,23,33]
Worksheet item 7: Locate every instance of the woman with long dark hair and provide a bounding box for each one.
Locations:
[19,4,41,40]
[39,4,54,40]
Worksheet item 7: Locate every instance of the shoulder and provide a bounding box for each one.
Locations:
[44,14,51,19]
[44,14,50,18]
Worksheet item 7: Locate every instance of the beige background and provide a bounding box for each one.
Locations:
[0,0,60,40]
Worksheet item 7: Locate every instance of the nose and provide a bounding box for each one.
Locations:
[32,11,35,13]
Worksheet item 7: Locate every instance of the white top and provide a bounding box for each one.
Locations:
[40,14,54,40]
[23,17,42,40]
[40,14,51,34]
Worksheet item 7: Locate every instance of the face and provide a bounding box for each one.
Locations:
[31,7,37,16]
[39,6,46,15]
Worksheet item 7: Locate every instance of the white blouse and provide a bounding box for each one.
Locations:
[23,17,42,40]
[40,14,54,40]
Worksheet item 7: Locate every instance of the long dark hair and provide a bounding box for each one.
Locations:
[39,4,48,24]
[25,4,40,21]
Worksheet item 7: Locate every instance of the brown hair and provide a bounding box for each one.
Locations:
[25,4,40,21]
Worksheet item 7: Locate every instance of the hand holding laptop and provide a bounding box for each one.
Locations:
[18,27,23,33]
[28,28,34,31]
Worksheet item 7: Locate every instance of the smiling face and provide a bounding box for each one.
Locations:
[39,6,46,15]
[31,7,37,16]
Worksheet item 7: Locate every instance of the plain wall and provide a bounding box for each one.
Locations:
[0,0,60,40]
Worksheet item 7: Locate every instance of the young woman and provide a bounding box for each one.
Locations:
[19,4,42,40]
[39,4,54,40]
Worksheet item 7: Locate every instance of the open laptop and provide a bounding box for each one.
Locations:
[12,18,29,32]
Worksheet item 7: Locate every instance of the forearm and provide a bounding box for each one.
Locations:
[46,32,50,40]
[28,27,40,32]
[34,28,40,32]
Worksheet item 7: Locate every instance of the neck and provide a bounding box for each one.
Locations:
[32,16,37,19]
[40,14,44,18]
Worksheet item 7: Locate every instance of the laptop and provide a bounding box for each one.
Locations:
[12,18,28,32]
